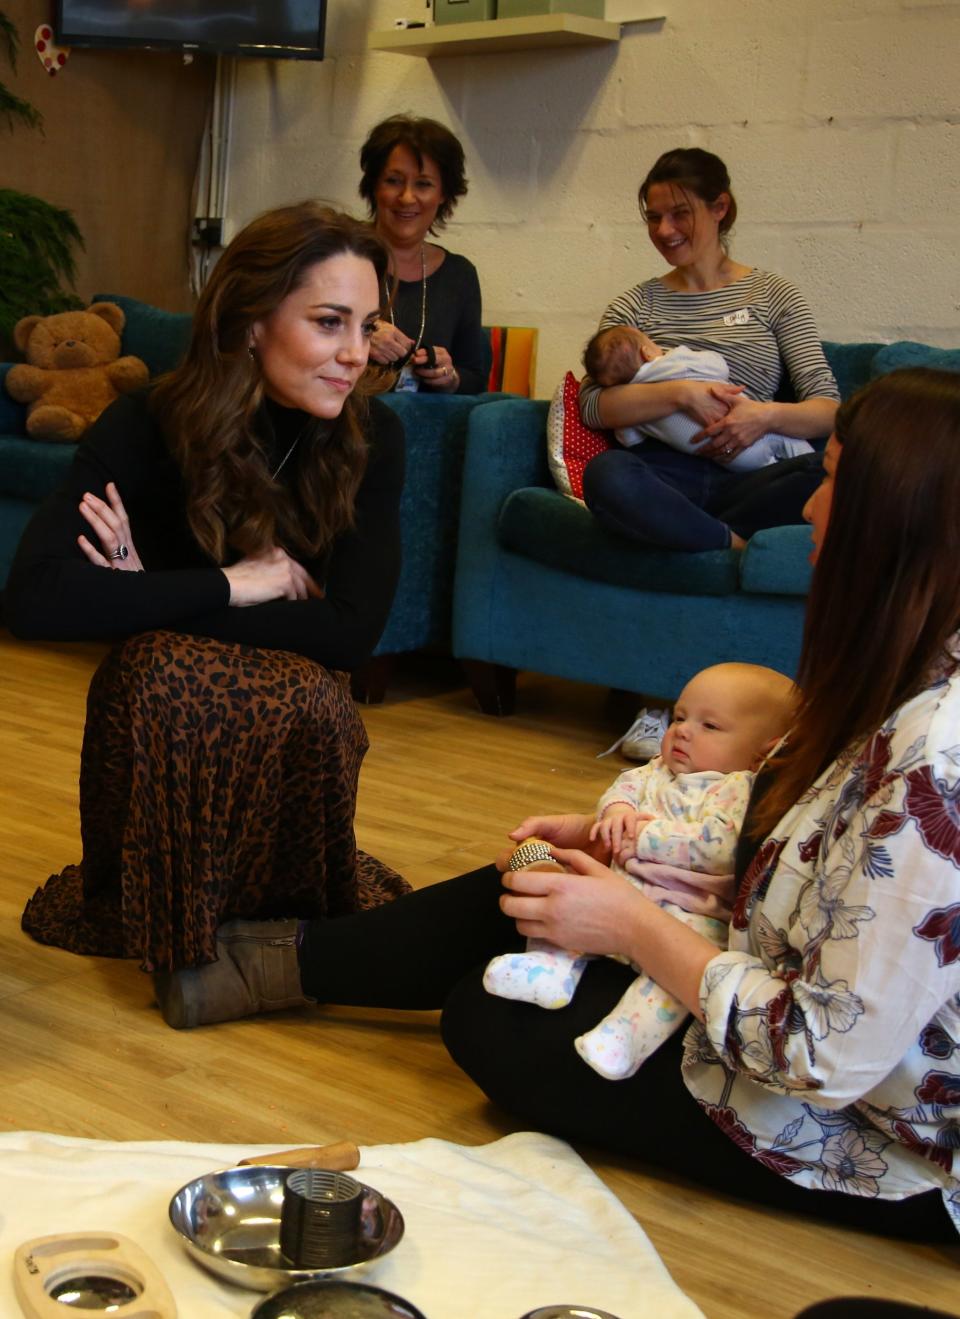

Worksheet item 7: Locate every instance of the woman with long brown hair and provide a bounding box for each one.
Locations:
[172,367,960,1241]
[6,202,410,1015]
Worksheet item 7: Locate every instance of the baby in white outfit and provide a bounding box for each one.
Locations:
[484,663,796,1081]
[584,325,813,472]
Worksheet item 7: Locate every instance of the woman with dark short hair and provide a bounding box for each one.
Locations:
[6,202,410,1005]
[579,146,839,554]
[358,113,491,394]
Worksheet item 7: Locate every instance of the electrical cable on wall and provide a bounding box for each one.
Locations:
[191,52,236,293]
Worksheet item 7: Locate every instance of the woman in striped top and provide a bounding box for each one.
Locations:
[579,147,839,555]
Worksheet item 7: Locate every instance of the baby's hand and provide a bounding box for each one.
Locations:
[590,803,642,856]
[613,811,657,865]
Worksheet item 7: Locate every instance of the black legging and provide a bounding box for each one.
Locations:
[299,865,954,1244]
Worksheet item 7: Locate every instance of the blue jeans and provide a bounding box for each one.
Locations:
[582,440,822,551]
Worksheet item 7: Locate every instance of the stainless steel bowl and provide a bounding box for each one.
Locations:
[518,1310,623,1318]
[168,1165,404,1292]
[250,1278,428,1317]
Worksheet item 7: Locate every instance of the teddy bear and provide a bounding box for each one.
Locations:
[5,302,149,442]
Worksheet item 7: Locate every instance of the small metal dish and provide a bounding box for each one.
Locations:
[518,1310,623,1318]
[250,1278,428,1317]
[168,1165,404,1292]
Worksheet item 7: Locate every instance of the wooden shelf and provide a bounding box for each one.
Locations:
[368,13,631,57]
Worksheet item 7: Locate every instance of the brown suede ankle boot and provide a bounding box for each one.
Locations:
[153,918,312,1030]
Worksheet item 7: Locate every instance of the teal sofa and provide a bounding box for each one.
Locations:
[451,340,960,714]
[0,294,496,700]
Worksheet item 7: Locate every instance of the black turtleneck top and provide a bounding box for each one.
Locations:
[5,389,405,670]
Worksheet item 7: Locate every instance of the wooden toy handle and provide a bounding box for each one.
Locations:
[238,1140,361,1171]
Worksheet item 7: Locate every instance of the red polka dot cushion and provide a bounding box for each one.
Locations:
[546,370,614,503]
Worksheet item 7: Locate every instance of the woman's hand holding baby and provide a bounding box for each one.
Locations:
[694,393,777,460]
[497,813,604,871]
[503,847,716,1019]
[500,853,642,959]
[677,378,743,428]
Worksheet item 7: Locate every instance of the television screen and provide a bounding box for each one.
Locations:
[56,1,326,60]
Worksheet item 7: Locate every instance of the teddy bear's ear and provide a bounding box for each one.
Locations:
[13,316,44,352]
[87,302,126,335]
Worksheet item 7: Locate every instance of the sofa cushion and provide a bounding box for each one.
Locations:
[0,433,74,500]
[372,391,480,653]
[546,370,613,501]
[739,524,814,597]
[871,341,960,378]
[821,341,880,400]
[94,292,192,378]
[0,364,27,435]
[498,486,740,595]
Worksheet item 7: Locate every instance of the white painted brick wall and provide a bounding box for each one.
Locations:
[226,0,960,395]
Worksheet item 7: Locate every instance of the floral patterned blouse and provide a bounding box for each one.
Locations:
[682,633,960,1233]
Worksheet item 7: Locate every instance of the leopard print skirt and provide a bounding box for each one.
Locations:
[21,630,410,971]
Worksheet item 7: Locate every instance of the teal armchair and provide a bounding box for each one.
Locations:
[451,340,960,713]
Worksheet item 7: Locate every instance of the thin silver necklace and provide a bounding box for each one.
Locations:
[271,434,300,481]
[385,244,427,355]
[271,417,318,481]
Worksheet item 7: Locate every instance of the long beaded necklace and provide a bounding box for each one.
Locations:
[384,244,427,362]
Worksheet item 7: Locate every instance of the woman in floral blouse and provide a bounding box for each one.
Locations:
[173,367,960,1241]
[456,365,960,1240]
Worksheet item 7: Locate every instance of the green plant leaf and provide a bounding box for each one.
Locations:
[0,189,85,353]
[0,7,44,133]
[0,82,43,133]
[0,10,19,70]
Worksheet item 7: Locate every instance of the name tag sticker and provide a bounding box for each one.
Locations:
[724,308,751,326]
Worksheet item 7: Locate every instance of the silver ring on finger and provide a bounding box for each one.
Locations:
[110,544,129,561]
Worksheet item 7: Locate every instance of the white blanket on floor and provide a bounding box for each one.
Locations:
[0,1129,703,1318]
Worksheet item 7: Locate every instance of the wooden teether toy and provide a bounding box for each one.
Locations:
[507,836,566,873]
[14,1232,176,1318]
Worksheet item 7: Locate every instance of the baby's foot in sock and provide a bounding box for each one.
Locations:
[483,947,588,1009]
[576,990,684,1080]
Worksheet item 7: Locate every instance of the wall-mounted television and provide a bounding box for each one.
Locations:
[55,1,327,60]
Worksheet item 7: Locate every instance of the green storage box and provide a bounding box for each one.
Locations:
[497,0,605,16]
[434,0,497,23]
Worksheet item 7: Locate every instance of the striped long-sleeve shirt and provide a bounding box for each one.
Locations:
[579,270,839,430]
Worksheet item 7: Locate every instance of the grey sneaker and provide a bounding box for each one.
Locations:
[598,706,670,761]
[153,918,311,1030]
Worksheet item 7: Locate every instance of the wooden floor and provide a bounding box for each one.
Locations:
[0,632,956,1317]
